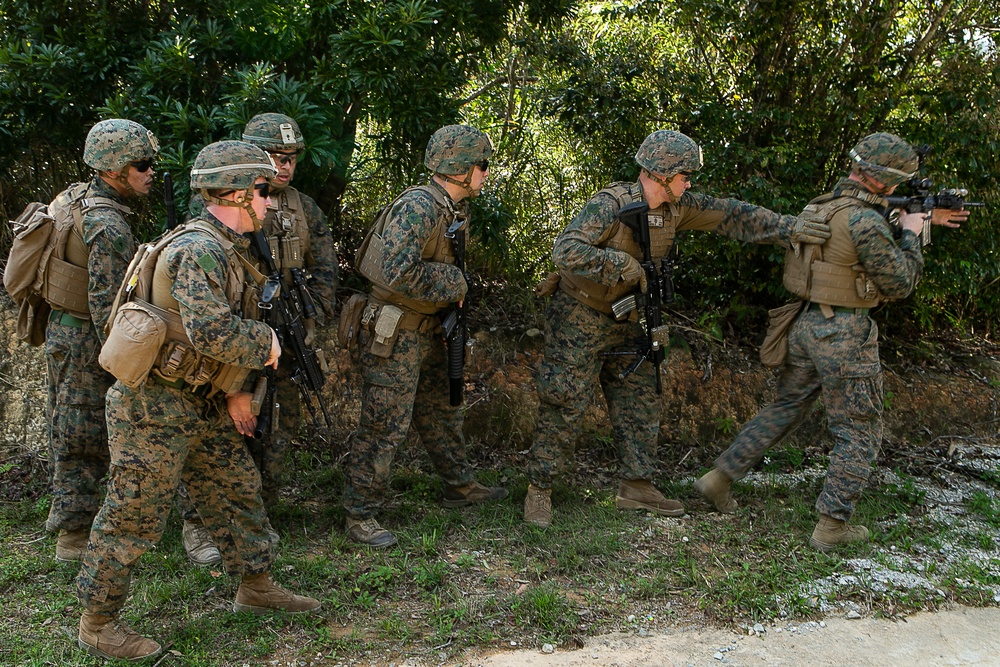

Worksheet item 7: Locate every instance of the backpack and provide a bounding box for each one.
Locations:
[3,183,128,345]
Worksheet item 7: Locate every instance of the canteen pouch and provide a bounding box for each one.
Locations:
[368,304,404,358]
[99,299,168,388]
[759,300,805,368]
[338,293,368,350]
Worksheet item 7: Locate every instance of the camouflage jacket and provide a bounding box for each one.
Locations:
[378,179,468,305]
[553,182,802,288]
[831,177,923,299]
[157,214,273,369]
[81,176,137,342]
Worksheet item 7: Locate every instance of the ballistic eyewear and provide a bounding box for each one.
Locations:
[254,182,271,199]
[130,159,154,173]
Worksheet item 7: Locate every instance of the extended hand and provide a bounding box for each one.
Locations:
[931,207,969,229]
[620,254,648,293]
[266,329,281,369]
[790,217,832,245]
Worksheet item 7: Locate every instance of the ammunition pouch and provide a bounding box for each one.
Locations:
[99,299,170,388]
[338,293,368,350]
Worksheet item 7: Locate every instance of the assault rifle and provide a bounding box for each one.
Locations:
[164,172,178,230]
[246,230,332,440]
[604,202,669,395]
[882,145,984,245]
[441,217,468,407]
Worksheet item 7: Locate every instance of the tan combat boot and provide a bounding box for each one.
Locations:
[233,571,321,614]
[345,516,398,548]
[523,484,552,528]
[809,515,871,552]
[441,481,509,508]
[55,528,90,562]
[616,480,685,517]
[78,611,162,661]
[182,520,222,566]
[693,468,738,514]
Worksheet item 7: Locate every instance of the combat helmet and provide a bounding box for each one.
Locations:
[424,125,493,176]
[191,140,277,229]
[241,113,305,152]
[84,119,159,173]
[635,130,703,177]
[848,133,918,188]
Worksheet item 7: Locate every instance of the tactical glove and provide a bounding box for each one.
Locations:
[620,254,648,293]
[790,216,832,246]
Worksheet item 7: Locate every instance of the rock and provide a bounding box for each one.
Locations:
[846,611,862,620]
[713,652,724,661]
[541,644,554,654]
[753,623,765,635]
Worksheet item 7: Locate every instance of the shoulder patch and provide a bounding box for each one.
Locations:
[111,235,127,256]
[196,253,219,273]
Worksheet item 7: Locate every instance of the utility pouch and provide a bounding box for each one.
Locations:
[99,299,168,388]
[534,271,561,298]
[368,304,404,358]
[338,293,368,350]
[16,298,51,347]
[212,363,251,395]
[759,300,805,368]
[854,266,879,301]
[250,375,268,416]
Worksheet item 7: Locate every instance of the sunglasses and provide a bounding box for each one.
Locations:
[270,151,299,166]
[476,159,490,172]
[253,182,271,199]
[130,159,154,173]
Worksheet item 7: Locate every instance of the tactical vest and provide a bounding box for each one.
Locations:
[115,219,264,393]
[558,182,680,315]
[782,189,886,309]
[45,183,129,318]
[262,186,307,281]
[356,184,462,316]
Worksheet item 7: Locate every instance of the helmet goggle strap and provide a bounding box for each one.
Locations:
[848,150,915,183]
[201,188,264,232]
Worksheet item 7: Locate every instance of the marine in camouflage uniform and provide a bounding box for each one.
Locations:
[524,130,834,528]
[76,142,319,662]
[342,125,507,548]
[45,119,159,562]
[178,113,339,564]
[695,133,968,550]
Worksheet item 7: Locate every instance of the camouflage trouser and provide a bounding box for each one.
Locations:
[714,309,883,521]
[342,322,473,520]
[44,314,113,533]
[77,380,273,616]
[528,291,660,488]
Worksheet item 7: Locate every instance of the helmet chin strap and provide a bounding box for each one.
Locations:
[442,168,478,198]
[201,188,264,232]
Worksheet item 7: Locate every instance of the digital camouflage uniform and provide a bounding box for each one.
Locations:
[529,187,809,488]
[46,120,157,540]
[77,211,275,616]
[713,175,923,522]
[343,180,475,520]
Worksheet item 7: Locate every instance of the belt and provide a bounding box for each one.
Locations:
[152,374,212,397]
[49,310,89,328]
[807,302,870,316]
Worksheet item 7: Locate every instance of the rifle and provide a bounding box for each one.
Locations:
[246,230,332,439]
[882,145,984,244]
[164,172,178,230]
[442,217,468,407]
[604,201,668,395]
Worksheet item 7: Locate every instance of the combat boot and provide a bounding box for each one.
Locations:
[345,516,398,548]
[55,528,89,562]
[693,468,738,514]
[233,571,321,614]
[78,611,162,661]
[809,515,871,552]
[523,484,552,528]
[616,480,685,517]
[441,481,509,508]
[182,520,222,566]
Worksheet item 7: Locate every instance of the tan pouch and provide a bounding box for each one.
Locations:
[759,300,805,368]
[99,299,169,388]
[16,298,51,347]
[368,304,404,358]
[212,363,252,395]
[338,293,368,350]
[535,271,561,298]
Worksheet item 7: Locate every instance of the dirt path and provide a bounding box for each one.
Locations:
[466,606,1000,666]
